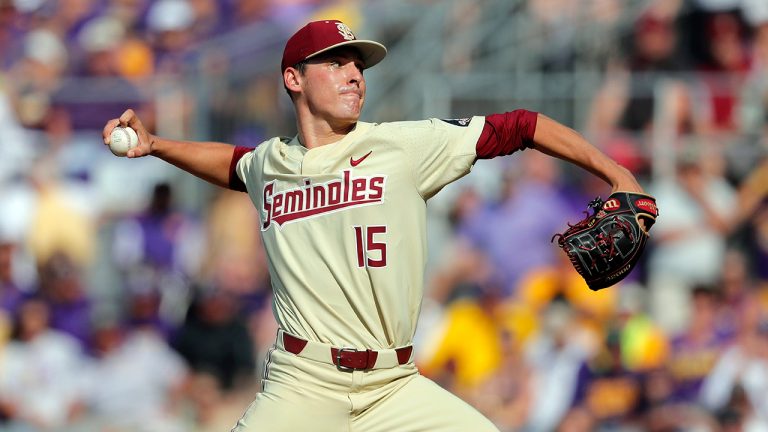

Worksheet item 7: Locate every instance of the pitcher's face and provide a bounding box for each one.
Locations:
[297,48,366,126]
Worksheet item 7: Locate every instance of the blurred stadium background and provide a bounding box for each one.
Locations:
[1,0,768,430]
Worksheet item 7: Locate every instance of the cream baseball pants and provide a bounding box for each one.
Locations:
[231,332,499,432]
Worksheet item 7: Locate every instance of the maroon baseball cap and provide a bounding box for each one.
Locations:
[281,20,387,72]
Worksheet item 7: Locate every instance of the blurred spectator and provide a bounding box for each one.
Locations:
[201,189,268,303]
[738,22,768,144]
[691,11,750,134]
[51,0,101,41]
[0,241,25,316]
[471,328,531,432]
[188,0,226,40]
[639,367,680,430]
[418,185,501,391]
[647,148,736,332]
[49,15,148,133]
[79,319,188,432]
[0,86,37,184]
[113,182,202,276]
[667,285,732,402]
[146,0,196,74]
[112,182,204,324]
[426,208,493,308]
[24,158,98,269]
[0,1,25,71]
[556,406,596,432]
[523,301,594,432]
[200,187,274,375]
[105,0,151,29]
[700,295,768,429]
[748,205,768,283]
[425,185,487,274]
[569,327,644,429]
[0,305,9,355]
[125,285,177,341]
[417,292,502,394]
[638,364,725,432]
[171,286,255,392]
[183,369,258,432]
[616,12,685,132]
[460,152,575,296]
[718,248,758,332]
[0,296,86,430]
[208,74,279,148]
[0,183,38,293]
[732,157,768,279]
[587,8,694,177]
[713,387,758,432]
[6,28,68,130]
[644,403,719,432]
[37,251,93,347]
[96,0,156,81]
[206,250,271,331]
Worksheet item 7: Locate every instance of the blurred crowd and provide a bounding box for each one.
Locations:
[1,0,768,431]
[419,1,768,431]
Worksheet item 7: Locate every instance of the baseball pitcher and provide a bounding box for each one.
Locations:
[103,20,653,432]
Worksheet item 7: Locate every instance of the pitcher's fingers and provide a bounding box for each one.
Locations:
[126,145,149,158]
[118,109,137,128]
[103,119,121,144]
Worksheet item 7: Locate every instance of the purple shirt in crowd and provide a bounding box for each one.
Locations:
[49,297,93,347]
[668,329,734,402]
[459,181,576,295]
[137,213,186,271]
[0,282,25,316]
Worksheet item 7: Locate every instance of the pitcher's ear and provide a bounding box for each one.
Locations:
[284,67,302,93]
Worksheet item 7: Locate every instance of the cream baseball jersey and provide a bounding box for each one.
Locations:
[235,117,485,349]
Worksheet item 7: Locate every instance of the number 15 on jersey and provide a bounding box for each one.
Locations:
[354,226,387,268]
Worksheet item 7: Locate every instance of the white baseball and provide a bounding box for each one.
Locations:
[109,126,139,157]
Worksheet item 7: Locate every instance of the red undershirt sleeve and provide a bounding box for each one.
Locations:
[228,146,251,192]
[475,110,539,159]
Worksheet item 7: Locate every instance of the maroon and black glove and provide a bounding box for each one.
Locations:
[552,192,658,290]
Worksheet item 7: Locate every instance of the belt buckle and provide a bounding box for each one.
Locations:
[335,347,358,372]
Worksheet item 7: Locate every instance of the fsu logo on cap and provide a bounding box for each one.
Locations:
[336,23,355,40]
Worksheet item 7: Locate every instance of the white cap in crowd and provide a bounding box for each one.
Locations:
[146,0,195,33]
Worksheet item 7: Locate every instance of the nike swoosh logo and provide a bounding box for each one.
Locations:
[350,150,372,167]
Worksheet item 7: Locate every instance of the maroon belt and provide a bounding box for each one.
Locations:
[281,331,413,371]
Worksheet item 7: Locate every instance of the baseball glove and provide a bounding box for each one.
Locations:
[552,192,658,290]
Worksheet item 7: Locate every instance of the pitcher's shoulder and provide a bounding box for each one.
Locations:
[361,120,436,141]
[260,135,297,153]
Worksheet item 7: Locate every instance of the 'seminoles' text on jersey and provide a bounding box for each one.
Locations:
[261,170,387,230]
